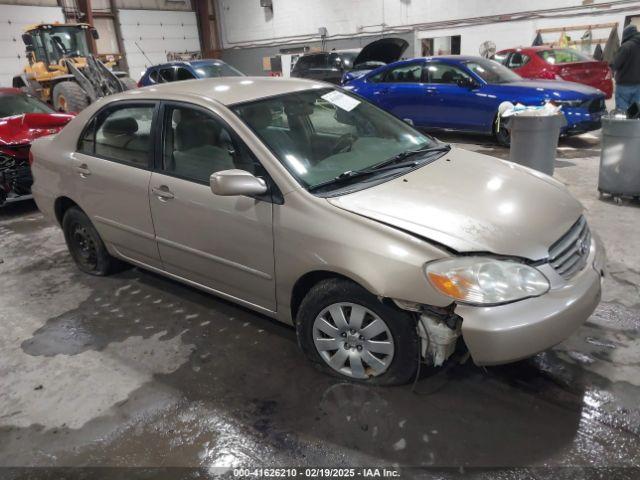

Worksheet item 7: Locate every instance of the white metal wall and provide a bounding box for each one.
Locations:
[216,0,640,49]
[0,4,64,87]
[414,11,631,58]
[118,9,200,80]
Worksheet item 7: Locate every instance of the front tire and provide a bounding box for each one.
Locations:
[296,278,419,385]
[62,207,124,275]
[52,82,90,113]
[495,121,511,147]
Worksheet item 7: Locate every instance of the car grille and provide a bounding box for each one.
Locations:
[0,154,33,198]
[548,216,591,280]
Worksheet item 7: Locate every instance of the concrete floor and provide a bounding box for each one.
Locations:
[1,132,639,479]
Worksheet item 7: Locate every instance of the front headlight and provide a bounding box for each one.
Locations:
[425,257,549,306]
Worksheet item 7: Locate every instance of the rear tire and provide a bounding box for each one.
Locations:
[119,76,138,90]
[296,278,419,385]
[52,82,90,113]
[62,207,124,276]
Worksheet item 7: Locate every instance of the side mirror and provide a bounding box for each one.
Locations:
[22,33,33,46]
[91,28,100,40]
[210,169,268,197]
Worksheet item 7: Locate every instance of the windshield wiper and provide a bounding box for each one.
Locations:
[308,144,451,193]
[367,144,451,171]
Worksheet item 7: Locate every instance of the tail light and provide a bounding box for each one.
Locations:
[605,69,612,80]
[137,79,143,87]
[28,150,34,166]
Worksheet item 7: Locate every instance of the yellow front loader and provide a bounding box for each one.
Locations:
[12,23,136,112]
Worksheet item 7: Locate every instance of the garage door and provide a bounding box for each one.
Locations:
[118,9,200,81]
[0,5,64,88]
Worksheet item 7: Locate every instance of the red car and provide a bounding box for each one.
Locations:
[0,88,73,206]
[495,47,613,99]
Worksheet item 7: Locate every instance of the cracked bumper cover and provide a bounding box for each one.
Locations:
[456,233,605,366]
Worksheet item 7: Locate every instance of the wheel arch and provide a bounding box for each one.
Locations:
[54,196,82,226]
[289,269,374,324]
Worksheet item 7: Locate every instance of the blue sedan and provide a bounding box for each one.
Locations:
[343,56,606,145]
[138,59,244,87]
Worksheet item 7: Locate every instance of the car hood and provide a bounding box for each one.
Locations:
[498,79,602,97]
[353,38,409,67]
[0,113,73,146]
[327,148,583,261]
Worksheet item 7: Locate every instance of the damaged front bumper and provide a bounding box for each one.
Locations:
[456,233,605,366]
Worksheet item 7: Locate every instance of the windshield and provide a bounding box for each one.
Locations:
[0,93,54,118]
[537,49,591,65]
[41,26,90,63]
[193,62,244,78]
[465,58,522,84]
[232,88,434,191]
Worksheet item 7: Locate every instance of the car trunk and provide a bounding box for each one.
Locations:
[555,61,611,88]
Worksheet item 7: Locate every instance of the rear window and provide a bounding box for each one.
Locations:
[295,54,328,69]
[538,49,591,65]
[192,62,243,78]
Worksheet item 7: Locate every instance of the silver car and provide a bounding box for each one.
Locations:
[31,77,605,385]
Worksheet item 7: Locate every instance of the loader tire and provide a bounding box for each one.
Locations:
[53,82,90,113]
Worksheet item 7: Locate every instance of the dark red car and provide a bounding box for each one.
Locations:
[0,88,73,206]
[495,47,613,99]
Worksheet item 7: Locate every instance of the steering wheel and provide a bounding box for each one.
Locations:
[331,133,358,155]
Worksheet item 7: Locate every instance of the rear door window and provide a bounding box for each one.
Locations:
[423,62,472,84]
[296,54,328,70]
[175,67,195,81]
[383,63,424,83]
[91,105,155,167]
[159,68,175,82]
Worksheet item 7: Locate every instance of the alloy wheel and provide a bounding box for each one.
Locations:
[312,302,395,379]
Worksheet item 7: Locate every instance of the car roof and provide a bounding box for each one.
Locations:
[423,55,485,62]
[147,59,230,70]
[498,46,553,53]
[116,76,330,106]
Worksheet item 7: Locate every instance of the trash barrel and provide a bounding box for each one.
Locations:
[598,116,640,201]
[508,113,566,176]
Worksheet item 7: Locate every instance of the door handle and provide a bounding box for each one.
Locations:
[152,185,175,201]
[74,163,91,177]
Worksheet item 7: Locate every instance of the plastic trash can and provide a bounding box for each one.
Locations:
[598,116,640,204]
[508,113,566,176]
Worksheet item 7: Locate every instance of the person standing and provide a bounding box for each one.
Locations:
[612,25,640,111]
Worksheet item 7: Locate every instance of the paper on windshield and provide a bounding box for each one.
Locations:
[322,90,361,112]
